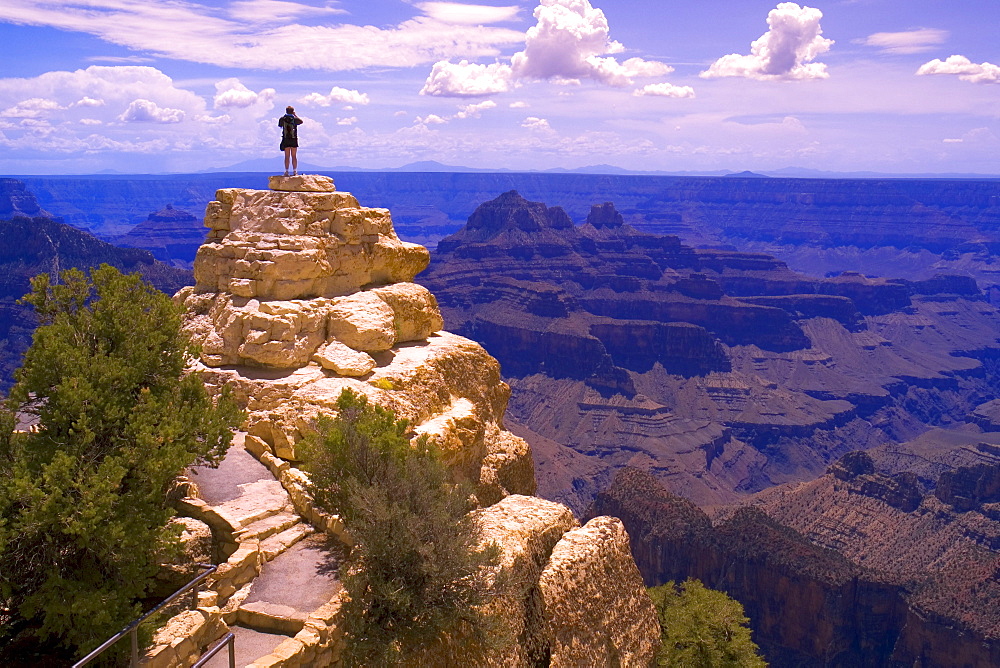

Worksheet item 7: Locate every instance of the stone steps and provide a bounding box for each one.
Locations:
[198,625,292,668]
[236,605,307,635]
[174,436,343,667]
[260,522,314,562]
[235,510,300,543]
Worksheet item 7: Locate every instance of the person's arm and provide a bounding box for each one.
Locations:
[294,116,303,126]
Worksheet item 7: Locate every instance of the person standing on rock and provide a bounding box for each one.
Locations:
[278,106,303,176]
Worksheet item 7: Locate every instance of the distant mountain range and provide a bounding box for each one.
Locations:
[196,159,1000,180]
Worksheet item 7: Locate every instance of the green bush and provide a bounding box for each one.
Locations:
[649,578,767,667]
[0,265,243,656]
[300,389,499,665]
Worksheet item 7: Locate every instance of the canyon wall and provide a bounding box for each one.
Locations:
[418,191,1000,514]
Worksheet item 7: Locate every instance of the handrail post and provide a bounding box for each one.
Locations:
[130,627,139,667]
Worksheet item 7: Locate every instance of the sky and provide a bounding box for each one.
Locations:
[0,0,998,175]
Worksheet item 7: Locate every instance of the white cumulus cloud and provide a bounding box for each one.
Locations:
[1,97,63,118]
[213,79,276,109]
[422,0,682,97]
[300,86,370,107]
[511,0,671,86]
[701,3,833,81]
[336,116,358,126]
[118,98,185,123]
[917,55,1000,84]
[72,96,105,107]
[455,99,497,119]
[421,60,514,97]
[633,83,695,98]
[521,116,551,130]
[415,113,449,125]
[856,28,948,55]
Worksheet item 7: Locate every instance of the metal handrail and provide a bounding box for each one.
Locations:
[192,631,235,668]
[73,563,217,667]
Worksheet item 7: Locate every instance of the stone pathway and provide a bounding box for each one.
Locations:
[185,434,343,667]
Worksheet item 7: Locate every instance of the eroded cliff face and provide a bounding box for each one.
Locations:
[594,431,1000,667]
[418,191,1000,514]
[176,175,659,665]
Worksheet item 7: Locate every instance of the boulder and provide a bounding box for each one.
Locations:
[473,495,579,666]
[312,339,376,377]
[539,516,660,667]
[268,174,336,192]
[325,291,396,352]
[371,282,445,342]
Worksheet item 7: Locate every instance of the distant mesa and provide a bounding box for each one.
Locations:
[585,202,625,229]
[724,170,770,178]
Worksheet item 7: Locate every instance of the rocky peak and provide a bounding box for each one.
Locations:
[936,462,1000,511]
[148,204,196,224]
[585,201,624,229]
[829,450,876,480]
[460,190,573,237]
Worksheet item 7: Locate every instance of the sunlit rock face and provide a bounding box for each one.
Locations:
[176,178,662,663]
[177,177,533,502]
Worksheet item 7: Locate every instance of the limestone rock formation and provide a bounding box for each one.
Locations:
[177,178,525,500]
[172,178,660,665]
[431,495,658,667]
[539,516,660,666]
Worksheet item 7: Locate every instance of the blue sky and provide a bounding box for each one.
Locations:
[0,0,997,175]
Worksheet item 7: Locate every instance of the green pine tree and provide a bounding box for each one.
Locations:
[299,388,500,666]
[0,264,243,655]
[649,578,767,667]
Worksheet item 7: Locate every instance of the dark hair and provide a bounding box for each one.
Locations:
[286,106,294,113]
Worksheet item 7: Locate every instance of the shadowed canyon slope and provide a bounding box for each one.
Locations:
[0,183,193,389]
[417,191,1000,514]
[592,428,1000,666]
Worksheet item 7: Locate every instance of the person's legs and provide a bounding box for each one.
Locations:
[290,147,298,175]
[283,148,291,175]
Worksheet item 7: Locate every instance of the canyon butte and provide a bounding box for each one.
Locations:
[140,175,662,667]
[418,190,1000,666]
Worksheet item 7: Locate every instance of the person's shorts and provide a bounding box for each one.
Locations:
[280,138,298,150]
